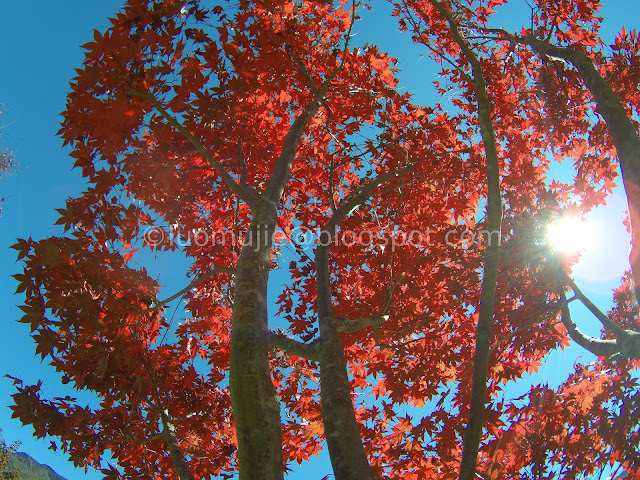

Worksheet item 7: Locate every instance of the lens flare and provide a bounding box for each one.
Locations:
[547,216,596,254]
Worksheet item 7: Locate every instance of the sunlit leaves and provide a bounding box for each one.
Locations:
[10,0,640,478]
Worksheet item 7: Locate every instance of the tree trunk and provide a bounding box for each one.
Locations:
[424,3,503,478]
[230,203,284,480]
[228,93,322,480]
[317,325,376,480]
[316,236,376,480]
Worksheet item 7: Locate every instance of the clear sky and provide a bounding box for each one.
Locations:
[0,1,637,479]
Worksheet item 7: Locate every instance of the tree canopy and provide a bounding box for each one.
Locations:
[8,0,640,479]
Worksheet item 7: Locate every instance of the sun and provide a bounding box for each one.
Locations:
[546,216,596,255]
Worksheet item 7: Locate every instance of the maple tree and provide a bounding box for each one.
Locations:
[8,0,640,479]
[392,0,640,477]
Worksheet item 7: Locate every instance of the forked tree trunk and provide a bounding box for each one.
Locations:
[229,96,323,479]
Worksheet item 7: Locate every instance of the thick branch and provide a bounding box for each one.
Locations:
[312,147,436,479]
[287,50,321,96]
[315,263,376,480]
[558,289,620,358]
[229,203,284,480]
[313,148,417,480]
[128,90,258,206]
[228,21,358,473]
[268,331,320,362]
[558,270,640,359]
[426,3,503,479]
[262,97,324,204]
[561,272,627,337]
[227,58,334,474]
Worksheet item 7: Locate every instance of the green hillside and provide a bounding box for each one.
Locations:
[7,452,67,480]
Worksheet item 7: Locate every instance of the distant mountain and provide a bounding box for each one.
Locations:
[6,452,67,480]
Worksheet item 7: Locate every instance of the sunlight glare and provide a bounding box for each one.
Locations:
[547,216,596,255]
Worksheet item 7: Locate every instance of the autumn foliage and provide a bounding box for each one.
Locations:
[8,0,640,479]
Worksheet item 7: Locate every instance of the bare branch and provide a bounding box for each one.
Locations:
[400,1,473,83]
[111,432,165,445]
[262,95,325,205]
[109,265,234,316]
[328,156,338,213]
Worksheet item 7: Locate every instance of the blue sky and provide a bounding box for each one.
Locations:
[0,1,637,479]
